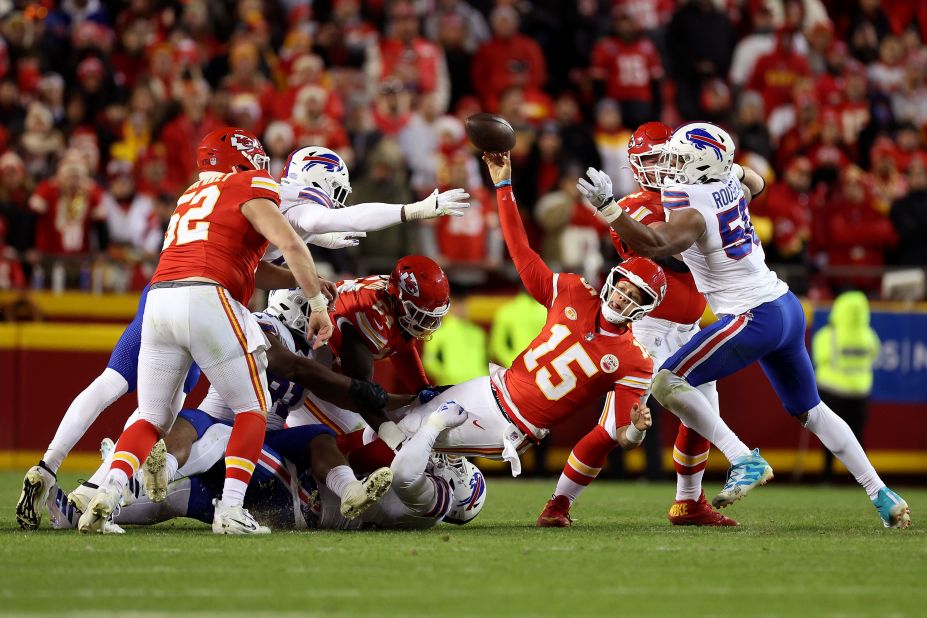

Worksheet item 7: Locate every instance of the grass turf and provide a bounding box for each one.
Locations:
[1,471,924,618]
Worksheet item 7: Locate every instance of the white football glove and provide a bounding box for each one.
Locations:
[426,400,468,431]
[403,188,471,221]
[306,232,367,249]
[577,167,622,223]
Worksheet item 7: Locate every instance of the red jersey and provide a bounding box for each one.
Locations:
[435,186,495,263]
[609,191,706,324]
[152,170,280,304]
[590,36,663,103]
[329,275,430,391]
[493,186,653,438]
[29,179,106,255]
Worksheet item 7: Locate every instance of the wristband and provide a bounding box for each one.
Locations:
[307,291,328,313]
[494,179,512,188]
[625,424,646,444]
[598,197,623,223]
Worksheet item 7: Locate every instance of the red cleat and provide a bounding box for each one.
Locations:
[667,492,739,526]
[537,495,573,528]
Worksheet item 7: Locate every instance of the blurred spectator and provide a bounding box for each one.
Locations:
[0,152,35,256]
[869,139,908,213]
[846,0,892,63]
[729,3,778,88]
[433,12,476,108]
[889,159,927,265]
[806,109,851,185]
[158,79,221,193]
[867,35,906,94]
[371,78,414,137]
[518,122,565,212]
[101,160,152,250]
[220,40,276,134]
[592,99,635,198]
[369,1,449,112]
[588,8,663,128]
[472,6,547,111]
[397,93,445,192]
[28,156,106,258]
[755,156,814,263]
[110,84,156,163]
[819,165,897,292]
[554,93,601,172]
[733,90,774,162]
[263,121,296,180]
[422,290,487,385]
[666,0,736,120]
[139,192,176,258]
[891,62,927,129]
[424,0,490,53]
[891,123,927,173]
[0,218,26,290]
[291,84,351,153]
[489,292,546,368]
[18,102,64,179]
[747,29,812,117]
[812,291,879,483]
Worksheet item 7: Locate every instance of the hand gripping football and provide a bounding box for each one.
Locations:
[465,113,516,152]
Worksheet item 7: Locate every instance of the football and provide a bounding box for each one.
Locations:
[465,113,516,152]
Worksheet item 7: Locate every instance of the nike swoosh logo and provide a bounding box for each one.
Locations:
[229,518,257,530]
[472,420,485,430]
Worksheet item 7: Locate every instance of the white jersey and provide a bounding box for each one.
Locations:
[198,312,305,431]
[263,184,405,262]
[662,174,787,315]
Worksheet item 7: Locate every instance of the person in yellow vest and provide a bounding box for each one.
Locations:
[812,291,881,481]
[488,291,547,368]
[422,292,488,385]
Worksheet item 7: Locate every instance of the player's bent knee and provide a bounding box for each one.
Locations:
[651,369,682,404]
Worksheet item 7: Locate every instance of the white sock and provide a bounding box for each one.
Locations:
[676,470,706,501]
[177,425,232,478]
[165,453,179,483]
[220,478,248,506]
[104,467,129,490]
[325,465,358,498]
[655,371,750,462]
[553,475,586,504]
[43,369,128,471]
[803,403,884,499]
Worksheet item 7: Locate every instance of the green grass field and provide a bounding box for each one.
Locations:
[1,471,924,618]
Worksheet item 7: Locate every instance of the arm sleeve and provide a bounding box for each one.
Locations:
[391,346,430,392]
[390,422,448,515]
[496,186,556,306]
[609,383,649,430]
[285,201,404,235]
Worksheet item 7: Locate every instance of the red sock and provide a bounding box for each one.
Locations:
[673,424,710,501]
[222,411,266,505]
[109,419,160,483]
[336,430,366,456]
[347,438,395,476]
[555,426,619,502]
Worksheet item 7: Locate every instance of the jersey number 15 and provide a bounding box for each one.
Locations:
[162,185,220,250]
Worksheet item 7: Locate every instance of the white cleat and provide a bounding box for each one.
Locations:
[67,483,97,515]
[142,439,169,502]
[77,485,121,534]
[212,499,271,535]
[16,465,56,530]
[340,467,393,520]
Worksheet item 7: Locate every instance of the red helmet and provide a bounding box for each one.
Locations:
[600,256,667,324]
[628,122,672,191]
[197,126,270,173]
[388,255,450,340]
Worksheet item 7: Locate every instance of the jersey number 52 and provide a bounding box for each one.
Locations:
[162,185,221,250]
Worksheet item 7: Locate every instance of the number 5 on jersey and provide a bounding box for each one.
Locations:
[524,325,598,401]
[163,185,221,250]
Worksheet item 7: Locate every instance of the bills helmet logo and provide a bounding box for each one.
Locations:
[398,271,420,297]
[301,153,344,173]
[457,471,486,512]
[685,128,727,161]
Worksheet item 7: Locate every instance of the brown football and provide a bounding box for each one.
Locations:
[465,113,516,152]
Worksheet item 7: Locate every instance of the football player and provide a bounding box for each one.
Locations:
[387,152,662,475]
[538,123,735,528]
[46,402,486,531]
[579,122,910,528]
[78,126,334,535]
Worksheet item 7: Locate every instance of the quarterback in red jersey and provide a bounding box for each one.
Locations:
[282,256,449,438]
[79,127,333,536]
[538,123,738,528]
[391,152,663,476]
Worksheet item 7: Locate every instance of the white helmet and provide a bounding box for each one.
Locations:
[656,122,735,186]
[266,288,312,341]
[432,455,486,525]
[282,146,352,208]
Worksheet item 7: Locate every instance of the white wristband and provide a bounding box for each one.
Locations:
[307,291,327,313]
[599,198,623,224]
[625,424,646,444]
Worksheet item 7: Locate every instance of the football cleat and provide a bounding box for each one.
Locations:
[142,439,169,503]
[668,492,739,526]
[873,487,911,529]
[67,482,98,515]
[712,448,774,509]
[212,499,270,535]
[537,495,573,528]
[78,485,122,534]
[16,463,56,530]
[340,467,393,520]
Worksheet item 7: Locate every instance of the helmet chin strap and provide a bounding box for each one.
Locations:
[600,301,631,325]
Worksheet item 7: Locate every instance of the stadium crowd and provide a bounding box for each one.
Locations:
[0,0,926,298]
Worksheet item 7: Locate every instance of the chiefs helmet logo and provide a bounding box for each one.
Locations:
[230,133,258,153]
[398,271,420,297]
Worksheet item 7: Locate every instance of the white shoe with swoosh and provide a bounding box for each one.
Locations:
[212,499,271,535]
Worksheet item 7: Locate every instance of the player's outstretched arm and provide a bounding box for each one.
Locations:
[733,163,766,200]
[483,151,556,305]
[577,168,705,259]
[242,197,332,349]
